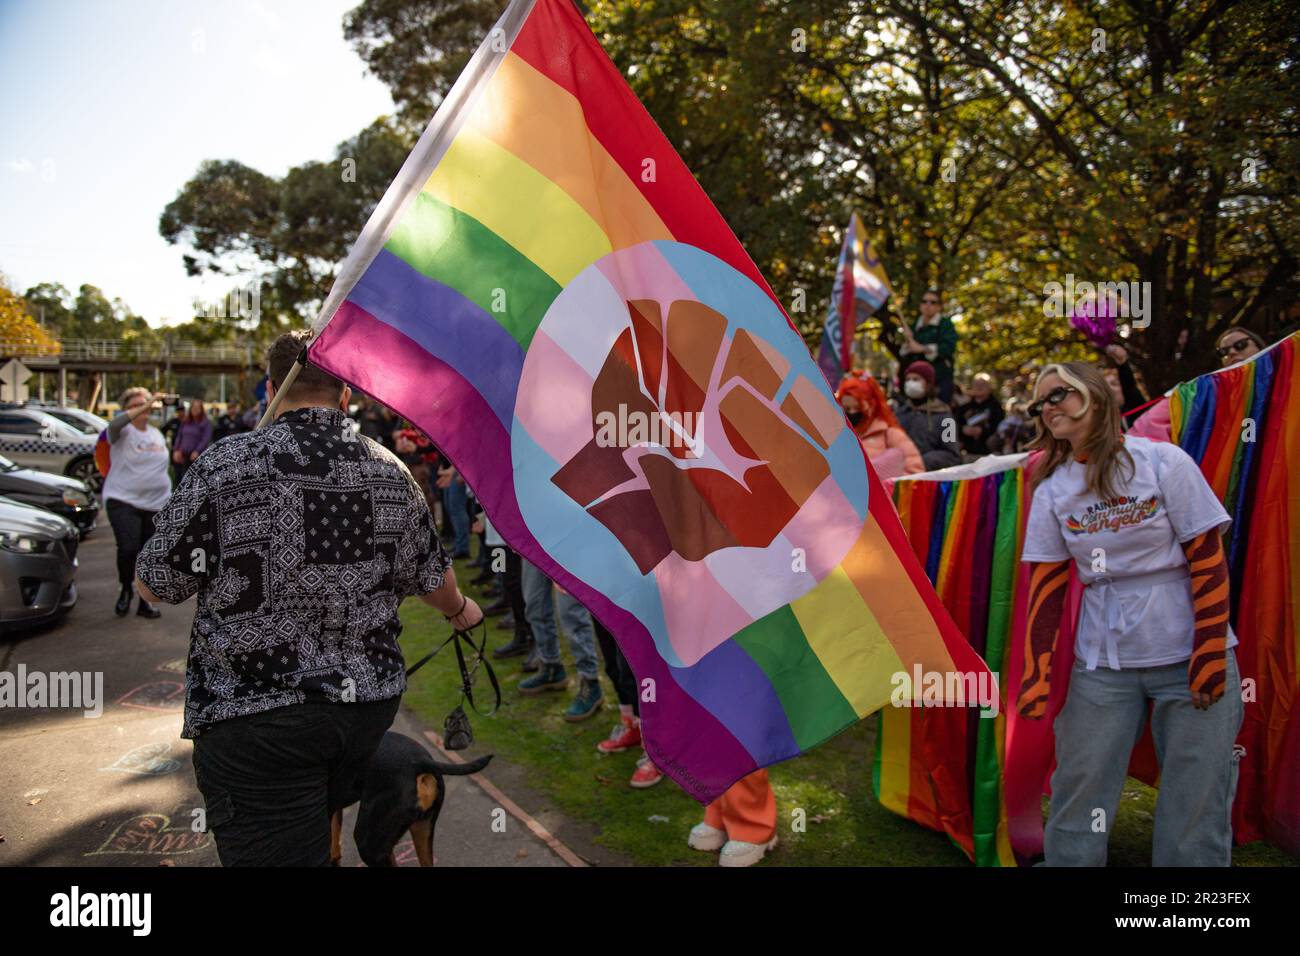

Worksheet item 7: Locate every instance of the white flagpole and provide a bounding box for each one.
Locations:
[307,0,538,340]
[257,0,539,431]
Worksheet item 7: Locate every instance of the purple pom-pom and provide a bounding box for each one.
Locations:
[1069,297,1117,349]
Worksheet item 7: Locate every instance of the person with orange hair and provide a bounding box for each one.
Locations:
[837,375,924,479]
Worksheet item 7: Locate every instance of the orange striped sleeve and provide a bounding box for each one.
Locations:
[1183,530,1230,701]
[1016,560,1071,719]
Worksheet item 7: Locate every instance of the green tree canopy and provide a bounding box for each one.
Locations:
[159,118,412,336]
[23,281,153,344]
[157,0,1300,394]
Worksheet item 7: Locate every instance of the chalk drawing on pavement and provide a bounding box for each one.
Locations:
[99,742,181,776]
[86,809,212,857]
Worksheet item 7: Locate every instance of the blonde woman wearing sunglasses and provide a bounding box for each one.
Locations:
[1017,362,1242,866]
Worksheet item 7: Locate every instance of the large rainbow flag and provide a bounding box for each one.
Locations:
[304,0,989,802]
[875,332,1300,861]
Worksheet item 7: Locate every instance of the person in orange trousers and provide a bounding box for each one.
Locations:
[688,769,777,867]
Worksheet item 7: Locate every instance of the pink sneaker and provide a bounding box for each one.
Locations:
[629,752,664,789]
[597,716,642,754]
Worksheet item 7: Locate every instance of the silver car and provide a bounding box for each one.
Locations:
[0,495,79,630]
[0,406,99,490]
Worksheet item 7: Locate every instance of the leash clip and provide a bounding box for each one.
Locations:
[405,618,502,751]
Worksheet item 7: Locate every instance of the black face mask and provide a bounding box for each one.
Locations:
[847,411,864,426]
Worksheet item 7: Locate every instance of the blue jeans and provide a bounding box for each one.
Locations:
[440,479,470,557]
[520,559,598,680]
[1044,650,1243,866]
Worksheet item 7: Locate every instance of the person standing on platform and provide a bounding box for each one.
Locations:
[899,289,958,403]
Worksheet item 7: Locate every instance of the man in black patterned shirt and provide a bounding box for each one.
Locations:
[137,331,481,866]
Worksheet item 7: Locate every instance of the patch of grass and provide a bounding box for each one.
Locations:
[1108,780,1294,866]
[397,558,1295,867]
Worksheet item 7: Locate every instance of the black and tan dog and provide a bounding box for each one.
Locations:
[331,731,492,867]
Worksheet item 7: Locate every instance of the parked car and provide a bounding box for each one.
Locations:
[0,406,99,491]
[0,495,79,631]
[0,453,98,535]
[2,401,95,427]
[33,405,108,436]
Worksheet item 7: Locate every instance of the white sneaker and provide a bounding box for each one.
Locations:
[718,835,778,867]
[687,822,726,852]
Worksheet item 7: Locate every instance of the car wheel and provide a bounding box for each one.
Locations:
[66,455,101,493]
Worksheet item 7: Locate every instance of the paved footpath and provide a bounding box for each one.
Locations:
[0,528,618,867]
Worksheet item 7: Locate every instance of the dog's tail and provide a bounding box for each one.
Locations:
[422,753,493,776]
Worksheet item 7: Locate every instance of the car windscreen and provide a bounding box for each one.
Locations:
[27,411,82,440]
[46,411,100,434]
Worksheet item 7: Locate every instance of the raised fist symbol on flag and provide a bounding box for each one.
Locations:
[512,242,868,658]
[551,294,844,575]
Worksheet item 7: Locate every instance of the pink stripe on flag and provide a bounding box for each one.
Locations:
[512,328,595,467]
[594,241,698,308]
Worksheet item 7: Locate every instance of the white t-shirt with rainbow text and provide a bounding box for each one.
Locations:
[1022,435,1234,669]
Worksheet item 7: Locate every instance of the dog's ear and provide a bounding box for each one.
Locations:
[416,772,440,812]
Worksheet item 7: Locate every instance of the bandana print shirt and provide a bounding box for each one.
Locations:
[137,406,448,737]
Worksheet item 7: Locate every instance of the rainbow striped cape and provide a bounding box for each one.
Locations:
[306,0,988,803]
[877,331,1300,861]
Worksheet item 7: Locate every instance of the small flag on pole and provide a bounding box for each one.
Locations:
[817,212,891,388]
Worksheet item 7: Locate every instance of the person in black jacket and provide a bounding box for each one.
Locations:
[356,395,396,451]
[894,360,962,471]
[159,402,182,449]
[956,373,1005,457]
[212,403,246,443]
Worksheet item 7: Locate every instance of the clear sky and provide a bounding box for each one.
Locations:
[0,0,395,327]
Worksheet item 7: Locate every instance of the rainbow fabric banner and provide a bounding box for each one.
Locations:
[877,455,1029,866]
[875,332,1300,861]
[1169,332,1300,852]
[817,212,892,388]
[304,0,988,802]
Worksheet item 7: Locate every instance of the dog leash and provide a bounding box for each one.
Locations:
[449,619,502,718]
[405,619,502,718]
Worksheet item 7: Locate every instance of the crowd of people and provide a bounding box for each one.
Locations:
[839,293,1275,486]
[836,290,1032,482]
[93,305,1288,868]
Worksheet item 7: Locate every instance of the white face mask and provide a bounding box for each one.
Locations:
[904,379,927,400]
